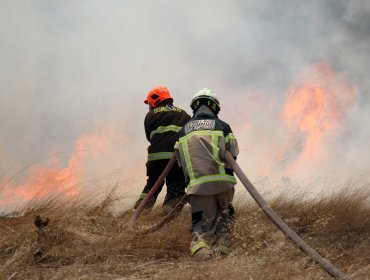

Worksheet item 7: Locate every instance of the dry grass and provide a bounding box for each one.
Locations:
[0,185,369,280]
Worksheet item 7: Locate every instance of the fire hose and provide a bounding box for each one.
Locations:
[224,151,350,280]
[128,153,350,280]
[128,155,177,232]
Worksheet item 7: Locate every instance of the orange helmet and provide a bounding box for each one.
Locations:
[144,86,173,108]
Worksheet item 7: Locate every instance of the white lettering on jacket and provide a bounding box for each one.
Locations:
[185,120,216,134]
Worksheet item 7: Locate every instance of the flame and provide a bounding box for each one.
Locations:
[281,63,355,176]
[0,124,132,211]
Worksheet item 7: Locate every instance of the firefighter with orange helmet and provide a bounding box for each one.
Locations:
[134,86,191,213]
[174,88,239,260]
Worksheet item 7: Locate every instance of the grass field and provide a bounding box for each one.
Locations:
[0,186,369,280]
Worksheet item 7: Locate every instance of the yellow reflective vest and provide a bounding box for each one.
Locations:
[175,109,239,195]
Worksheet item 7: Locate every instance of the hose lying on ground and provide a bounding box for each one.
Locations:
[128,152,350,279]
[224,151,350,280]
[133,194,187,234]
[128,155,177,231]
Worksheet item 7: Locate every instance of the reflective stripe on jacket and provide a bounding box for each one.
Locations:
[145,103,190,161]
[175,106,239,195]
[147,152,174,161]
[149,125,182,140]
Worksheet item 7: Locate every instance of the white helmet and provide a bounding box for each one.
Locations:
[190,88,220,113]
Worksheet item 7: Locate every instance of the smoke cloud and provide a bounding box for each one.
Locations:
[1,0,370,210]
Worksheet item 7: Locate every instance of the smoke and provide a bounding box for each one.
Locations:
[1,0,370,210]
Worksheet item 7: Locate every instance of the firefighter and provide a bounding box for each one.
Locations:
[174,88,239,261]
[134,86,191,214]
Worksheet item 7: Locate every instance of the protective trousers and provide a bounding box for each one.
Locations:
[134,159,186,213]
[189,188,235,257]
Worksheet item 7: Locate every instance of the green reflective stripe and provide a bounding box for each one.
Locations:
[183,141,195,180]
[139,193,147,199]
[148,152,174,161]
[178,130,231,184]
[188,174,236,189]
[219,162,226,175]
[212,134,218,160]
[225,133,236,143]
[218,244,231,255]
[153,106,182,113]
[174,141,179,150]
[190,241,210,256]
[212,134,225,175]
[177,131,224,181]
[178,130,223,143]
[150,125,182,140]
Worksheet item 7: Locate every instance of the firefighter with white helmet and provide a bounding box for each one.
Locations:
[174,88,239,260]
[134,86,190,213]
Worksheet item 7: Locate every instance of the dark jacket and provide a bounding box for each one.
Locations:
[145,103,190,162]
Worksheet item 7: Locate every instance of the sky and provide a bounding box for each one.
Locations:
[1,0,370,210]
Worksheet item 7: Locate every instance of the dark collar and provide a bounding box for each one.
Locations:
[194,105,217,118]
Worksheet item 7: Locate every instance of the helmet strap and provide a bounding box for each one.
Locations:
[192,99,220,115]
[207,100,219,113]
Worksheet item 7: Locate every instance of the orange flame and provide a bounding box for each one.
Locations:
[281,63,355,176]
[0,124,131,211]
